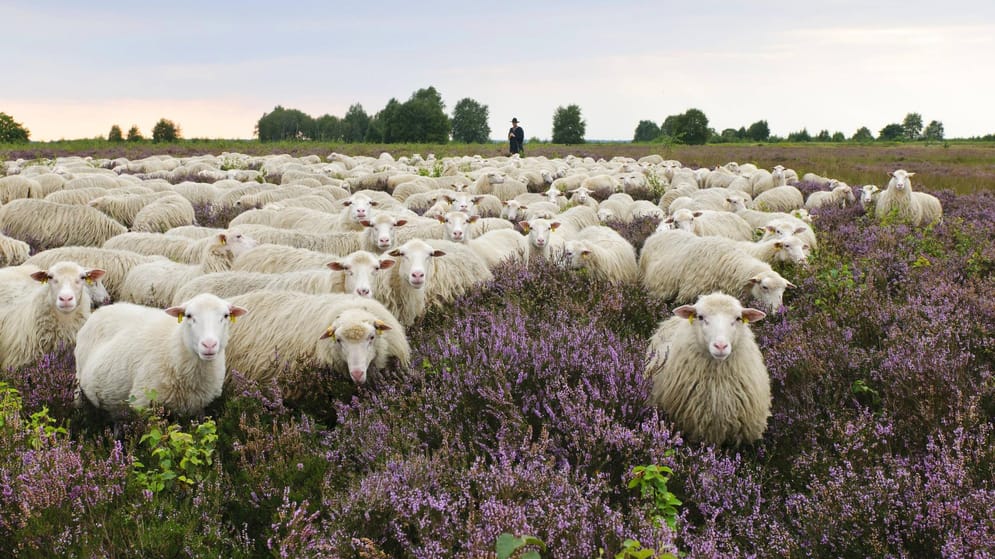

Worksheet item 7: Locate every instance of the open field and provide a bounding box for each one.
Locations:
[1,147,993,556]
[4,140,995,194]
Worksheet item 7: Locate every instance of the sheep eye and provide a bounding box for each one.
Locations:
[761,285,769,291]
[223,313,230,320]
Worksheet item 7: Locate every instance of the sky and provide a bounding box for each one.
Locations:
[4,1,994,142]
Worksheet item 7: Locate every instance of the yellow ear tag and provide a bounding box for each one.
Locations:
[326,327,336,341]
[86,278,94,285]
[177,314,184,324]
[229,315,237,324]
[742,317,751,324]
[221,238,227,245]
[582,252,590,260]
[40,279,48,285]
[688,315,695,325]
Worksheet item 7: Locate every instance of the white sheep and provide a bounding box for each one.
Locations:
[751,185,805,213]
[562,226,638,283]
[0,199,127,248]
[103,230,257,265]
[580,174,618,199]
[0,261,105,370]
[74,293,248,416]
[422,239,495,307]
[224,291,410,385]
[859,184,881,207]
[874,169,943,226]
[0,176,40,204]
[645,292,770,446]
[472,172,527,201]
[375,239,447,326]
[119,233,258,307]
[567,186,599,209]
[88,191,173,227]
[759,218,818,253]
[23,247,165,302]
[437,211,479,243]
[805,182,856,210]
[173,250,394,304]
[801,172,833,187]
[0,233,30,266]
[467,228,530,269]
[131,193,197,233]
[518,217,567,260]
[44,186,110,205]
[664,209,755,242]
[639,229,795,312]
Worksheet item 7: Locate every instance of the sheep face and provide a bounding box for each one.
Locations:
[447,193,478,214]
[860,185,880,205]
[746,271,794,313]
[519,219,559,250]
[597,208,615,222]
[389,240,445,289]
[501,200,525,221]
[165,293,247,361]
[725,194,750,212]
[544,187,564,204]
[667,209,697,233]
[86,277,112,307]
[342,194,377,222]
[837,185,856,206]
[362,215,406,252]
[30,262,106,314]
[771,236,809,264]
[328,252,395,298]
[438,212,479,243]
[562,240,592,270]
[672,294,765,361]
[568,187,593,204]
[219,231,259,258]
[320,312,390,384]
[888,170,915,192]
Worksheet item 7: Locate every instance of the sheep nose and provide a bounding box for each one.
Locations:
[451,231,463,240]
[201,340,219,351]
[713,341,729,353]
[356,287,371,297]
[411,271,425,280]
[59,294,75,304]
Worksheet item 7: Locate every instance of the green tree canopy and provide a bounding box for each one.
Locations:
[745,120,770,141]
[450,98,491,143]
[902,112,923,141]
[552,104,586,144]
[255,106,314,142]
[313,114,343,141]
[107,124,124,142]
[787,128,811,142]
[879,123,904,141]
[152,118,181,143]
[633,120,660,142]
[660,108,709,145]
[923,120,944,142]
[126,125,143,142]
[852,126,874,142]
[0,112,30,143]
[375,86,451,143]
[343,103,371,143]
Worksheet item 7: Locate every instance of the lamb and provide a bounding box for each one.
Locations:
[0,233,30,266]
[73,293,247,416]
[131,193,197,233]
[224,291,409,385]
[804,182,856,210]
[561,226,638,283]
[639,229,795,311]
[751,185,804,212]
[173,250,395,304]
[874,169,943,226]
[0,261,105,370]
[644,292,770,446]
[375,239,446,326]
[24,247,166,301]
[119,233,258,307]
[467,229,530,269]
[0,199,127,249]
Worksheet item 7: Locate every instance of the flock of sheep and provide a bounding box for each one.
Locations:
[0,150,942,446]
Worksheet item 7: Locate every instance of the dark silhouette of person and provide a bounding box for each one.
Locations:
[508,118,524,155]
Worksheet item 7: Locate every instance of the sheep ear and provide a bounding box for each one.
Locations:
[786,281,798,289]
[581,249,592,259]
[84,268,107,282]
[394,219,407,227]
[327,261,347,271]
[319,326,336,341]
[793,226,807,235]
[550,222,561,231]
[431,250,446,257]
[747,275,763,286]
[164,306,184,321]
[741,308,766,323]
[30,270,52,284]
[217,233,228,245]
[360,220,373,227]
[502,200,509,206]
[468,215,480,223]
[435,214,446,223]
[378,258,396,270]
[373,320,391,334]
[773,241,784,250]
[388,249,403,257]
[672,305,696,320]
[518,221,531,233]
[370,201,379,206]
[342,200,353,207]
[907,172,915,177]
[229,305,249,318]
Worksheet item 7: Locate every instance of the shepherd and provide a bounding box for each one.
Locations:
[508,117,524,156]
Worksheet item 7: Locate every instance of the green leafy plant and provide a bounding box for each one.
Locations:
[814,263,856,310]
[0,381,23,431]
[610,538,677,559]
[496,532,547,559]
[26,406,69,450]
[132,420,218,494]
[628,461,682,530]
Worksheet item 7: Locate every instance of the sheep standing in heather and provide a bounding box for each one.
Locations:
[645,292,770,446]
[805,182,856,210]
[0,261,105,370]
[74,293,247,416]
[751,185,804,213]
[224,291,409,385]
[874,169,943,226]
[561,225,638,283]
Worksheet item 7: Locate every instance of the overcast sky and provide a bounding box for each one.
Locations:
[4,1,994,142]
